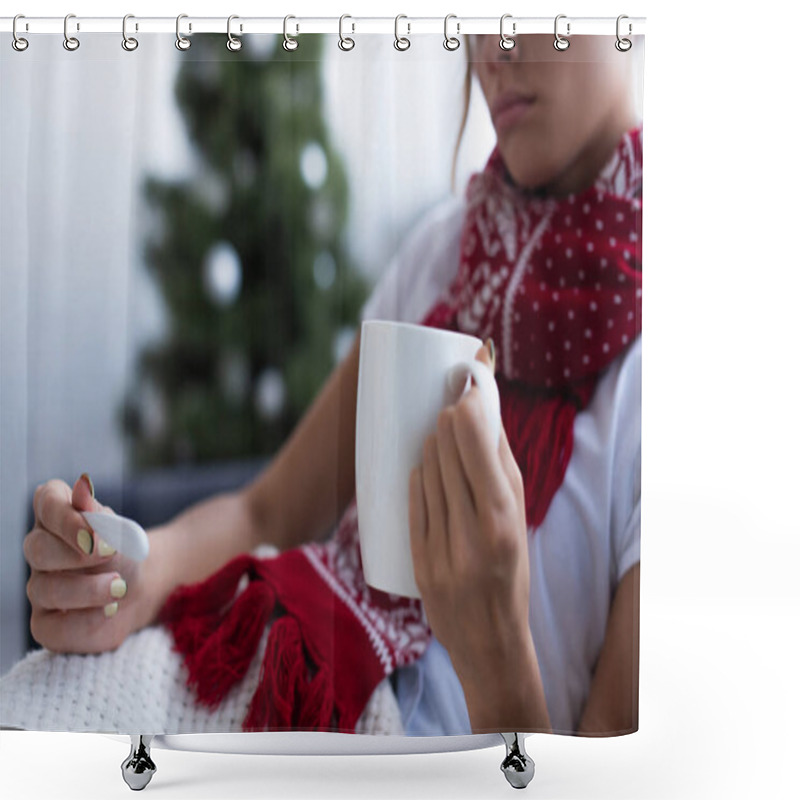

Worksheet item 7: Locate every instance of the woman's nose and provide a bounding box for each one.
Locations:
[471,34,517,70]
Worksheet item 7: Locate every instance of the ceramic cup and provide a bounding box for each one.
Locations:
[355,320,501,598]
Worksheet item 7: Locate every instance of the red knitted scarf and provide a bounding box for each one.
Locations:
[160,126,643,733]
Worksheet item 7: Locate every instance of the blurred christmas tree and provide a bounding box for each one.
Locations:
[122,34,366,467]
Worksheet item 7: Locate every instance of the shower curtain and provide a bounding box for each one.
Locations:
[0,18,644,740]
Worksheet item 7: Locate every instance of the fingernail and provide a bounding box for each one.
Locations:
[77,528,94,555]
[484,337,496,373]
[110,577,127,599]
[104,601,119,618]
[97,538,116,557]
[80,472,95,499]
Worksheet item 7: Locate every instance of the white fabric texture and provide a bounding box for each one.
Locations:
[0,546,404,735]
[362,197,641,734]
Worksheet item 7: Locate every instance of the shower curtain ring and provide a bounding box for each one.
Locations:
[394,15,411,51]
[64,13,80,51]
[12,14,29,52]
[226,15,242,51]
[338,14,355,51]
[176,14,191,50]
[443,14,460,51]
[121,14,138,51]
[554,14,570,51]
[615,15,633,52]
[499,14,515,51]
[283,15,299,51]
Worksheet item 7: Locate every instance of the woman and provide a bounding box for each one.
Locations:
[19,33,641,736]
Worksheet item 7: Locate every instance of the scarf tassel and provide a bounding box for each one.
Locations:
[162,554,339,731]
[243,615,336,732]
[500,388,580,529]
[161,555,277,709]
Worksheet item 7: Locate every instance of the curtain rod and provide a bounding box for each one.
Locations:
[0,16,646,37]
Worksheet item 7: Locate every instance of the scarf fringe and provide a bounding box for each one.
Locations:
[244,615,336,732]
[161,555,276,709]
[499,381,592,529]
[161,554,340,731]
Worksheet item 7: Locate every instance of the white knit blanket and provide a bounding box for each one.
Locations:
[1,542,404,735]
[0,621,404,735]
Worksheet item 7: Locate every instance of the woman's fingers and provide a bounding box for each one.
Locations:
[24,522,115,571]
[70,472,94,511]
[34,479,72,535]
[448,339,514,513]
[34,478,94,555]
[24,526,89,572]
[474,340,495,372]
[421,432,451,566]
[451,386,512,513]
[27,569,127,612]
[436,407,476,528]
[496,424,526,505]
[32,477,113,560]
[30,606,128,654]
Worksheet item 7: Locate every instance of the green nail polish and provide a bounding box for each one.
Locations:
[110,577,127,599]
[97,538,116,557]
[77,529,93,555]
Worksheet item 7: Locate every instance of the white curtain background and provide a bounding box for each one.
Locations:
[0,33,495,674]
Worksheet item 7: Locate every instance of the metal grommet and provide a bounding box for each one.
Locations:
[338,14,355,51]
[394,15,410,51]
[226,15,242,51]
[63,13,80,51]
[443,14,460,51]
[554,14,570,52]
[499,14,515,51]
[176,13,191,51]
[283,15,299,51]
[12,14,29,52]
[615,15,632,52]
[122,14,138,51]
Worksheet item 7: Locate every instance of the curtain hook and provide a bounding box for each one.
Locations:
[554,14,570,51]
[12,14,29,52]
[499,14,515,52]
[615,15,632,52]
[394,15,411,51]
[226,15,242,51]
[283,15,299,51]
[122,14,138,51]
[338,14,355,51]
[444,14,460,51]
[63,13,80,51]
[176,13,191,51]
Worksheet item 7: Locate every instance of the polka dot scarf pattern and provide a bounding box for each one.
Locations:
[424,126,643,528]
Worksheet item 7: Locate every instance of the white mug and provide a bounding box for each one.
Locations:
[355,320,501,599]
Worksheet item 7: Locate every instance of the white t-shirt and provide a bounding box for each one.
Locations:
[361,198,641,734]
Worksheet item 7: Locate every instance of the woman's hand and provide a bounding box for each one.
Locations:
[408,342,551,732]
[24,474,158,653]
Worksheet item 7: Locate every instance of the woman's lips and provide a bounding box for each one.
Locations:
[492,96,536,132]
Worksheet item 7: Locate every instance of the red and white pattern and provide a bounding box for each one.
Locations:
[302,502,431,674]
[162,126,643,734]
[424,125,642,528]
[427,127,643,389]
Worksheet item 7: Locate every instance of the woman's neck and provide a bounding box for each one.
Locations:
[539,107,640,199]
